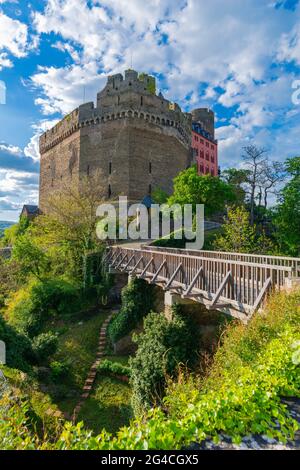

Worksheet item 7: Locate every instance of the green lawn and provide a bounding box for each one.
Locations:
[78,374,133,435]
[42,311,109,415]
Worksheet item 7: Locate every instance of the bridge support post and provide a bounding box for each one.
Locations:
[164,292,190,321]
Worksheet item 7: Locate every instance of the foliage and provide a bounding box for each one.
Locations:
[129,305,199,414]
[50,360,70,380]
[0,315,32,371]
[0,216,30,247]
[0,290,299,450]
[152,188,168,204]
[32,332,58,364]
[22,175,105,282]
[168,165,236,216]
[214,205,274,254]
[12,234,50,280]
[98,359,131,377]
[6,279,82,337]
[221,168,250,206]
[273,156,300,256]
[108,278,155,344]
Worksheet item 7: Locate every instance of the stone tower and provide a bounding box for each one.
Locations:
[39,69,192,212]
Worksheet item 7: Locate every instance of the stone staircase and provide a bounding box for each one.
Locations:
[72,313,114,422]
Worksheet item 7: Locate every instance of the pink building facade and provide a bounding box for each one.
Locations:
[191,120,218,176]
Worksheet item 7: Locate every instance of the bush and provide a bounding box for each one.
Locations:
[98,359,131,377]
[130,304,199,414]
[32,332,58,364]
[108,278,154,343]
[6,278,82,337]
[0,315,32,371]
[50,360,70,380]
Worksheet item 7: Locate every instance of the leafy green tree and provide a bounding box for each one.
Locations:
[168,165,236,216]
[273,156,300,256]
[0,216,30,247]
[152,187,168,204]
[214,206,275,254]
[221,168,250,206]
[12,235,49,280]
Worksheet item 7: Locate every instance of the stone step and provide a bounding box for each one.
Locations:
[81,392,89,399]
[85,379,94,385]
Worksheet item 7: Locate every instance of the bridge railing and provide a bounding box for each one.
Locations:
[142,244,300,276]
[106,246,294,315]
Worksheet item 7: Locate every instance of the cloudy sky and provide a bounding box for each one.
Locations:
[0,0,300,220]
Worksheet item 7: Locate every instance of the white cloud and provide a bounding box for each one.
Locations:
[0,12,28,59]
[20,0,300,172]
[24,119,59,161]
[0,142,22,155]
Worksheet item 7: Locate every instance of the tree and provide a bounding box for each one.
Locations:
[29,174,105,281]
[242,145,267,225]
[273,156,300,256]
[0,216,30,247]
[12,235,49,280]
[213,206,275,254]
[168,166,236,217]
[214,206,256,253]
[258,160,286,208]
[221,168,250,206]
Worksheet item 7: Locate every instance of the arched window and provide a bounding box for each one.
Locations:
[141,96,143,106]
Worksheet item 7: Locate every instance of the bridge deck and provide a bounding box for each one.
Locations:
[104,246,299,321]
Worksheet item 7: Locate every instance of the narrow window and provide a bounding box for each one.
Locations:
[149,161,152,174]
[87,164,90,176]
[118,95,120,105]
[109,162,112,174]
[148,184,152,194]
[108,184,112,198]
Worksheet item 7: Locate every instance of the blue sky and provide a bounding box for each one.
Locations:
[0,0,300,221]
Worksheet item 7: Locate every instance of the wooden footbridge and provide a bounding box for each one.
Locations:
[104,245,300,322]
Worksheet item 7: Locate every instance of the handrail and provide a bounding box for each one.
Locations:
[142,245,300,270]
[106,245,294,317]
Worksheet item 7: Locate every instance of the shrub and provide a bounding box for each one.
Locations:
[130,304,199,414]
[32,332,58,364]
[108,278,154,343]
[0,315,32,371]
[50,360,70,380]
[98,359,131,377]
[6,278,82,337]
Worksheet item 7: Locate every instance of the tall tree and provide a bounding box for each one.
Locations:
[258,160,286,208]
[242,145,267,225]
[221,168,250,206]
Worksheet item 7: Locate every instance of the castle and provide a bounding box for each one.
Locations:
[39,69,216,212]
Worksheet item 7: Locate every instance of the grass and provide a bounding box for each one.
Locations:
[78,375,133,435]
[41,311,109,415]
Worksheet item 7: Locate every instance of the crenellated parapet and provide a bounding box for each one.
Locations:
[39,69,192,212]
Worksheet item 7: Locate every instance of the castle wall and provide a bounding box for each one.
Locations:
[39,70,194,212]
[39,130,80,212]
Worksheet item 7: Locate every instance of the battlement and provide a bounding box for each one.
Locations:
[40,69,192,154]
